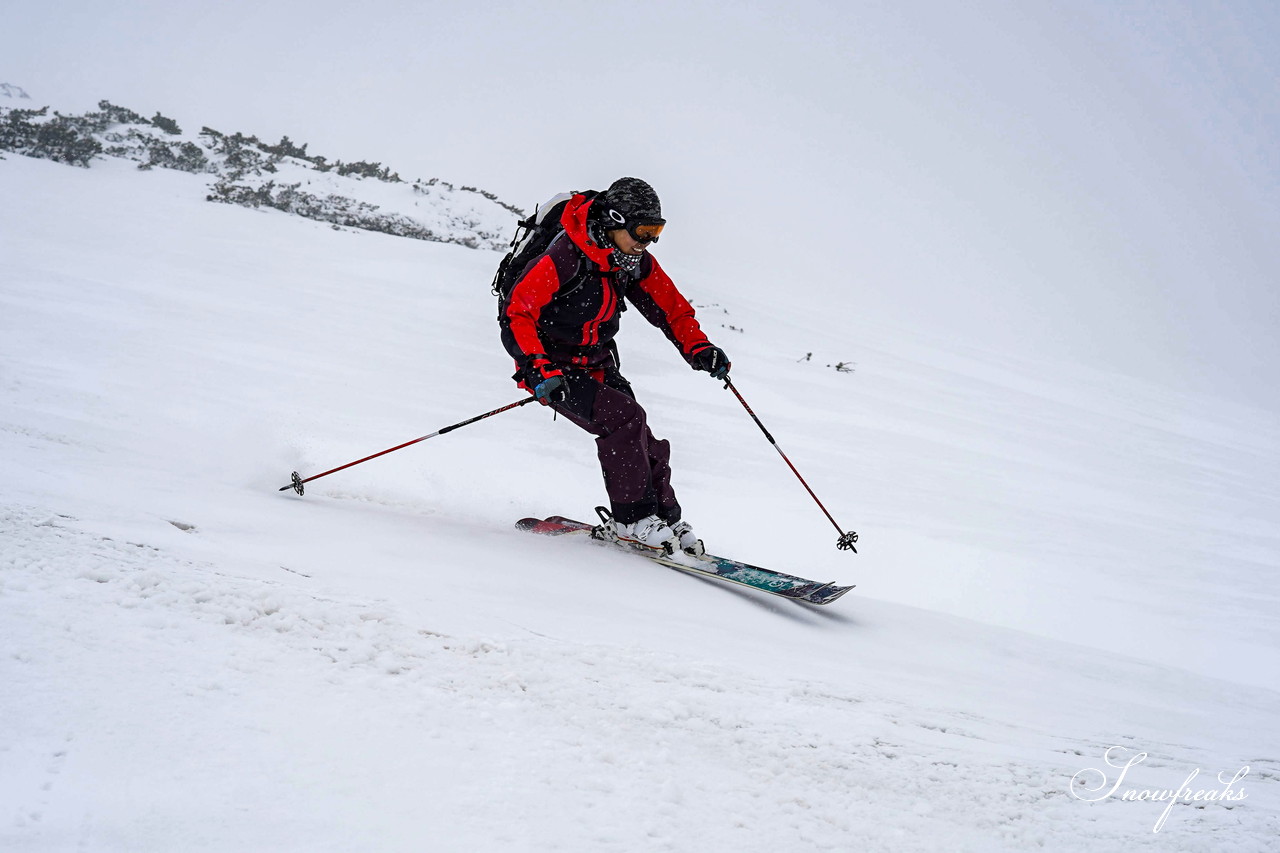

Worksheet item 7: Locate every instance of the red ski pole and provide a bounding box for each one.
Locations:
[723,378,859,552]
[280,396,538,495]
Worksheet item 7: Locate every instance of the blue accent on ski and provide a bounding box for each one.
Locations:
[517,515,854,605]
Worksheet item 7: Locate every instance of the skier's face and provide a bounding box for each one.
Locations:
[608,228,648,256]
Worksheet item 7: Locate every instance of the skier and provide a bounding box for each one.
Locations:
[500,177,730,554]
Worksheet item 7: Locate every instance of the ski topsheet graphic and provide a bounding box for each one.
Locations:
[516,514,854,605]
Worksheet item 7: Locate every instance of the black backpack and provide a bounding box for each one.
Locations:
[491,190,599,309]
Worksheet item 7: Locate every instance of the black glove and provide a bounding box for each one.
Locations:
[522,355,569,406]
[689,344,730,380]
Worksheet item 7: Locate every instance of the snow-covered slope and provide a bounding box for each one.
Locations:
[2,154,1278,851]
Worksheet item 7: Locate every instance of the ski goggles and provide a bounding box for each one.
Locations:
[607,207,666,244]
[627,220,665,244]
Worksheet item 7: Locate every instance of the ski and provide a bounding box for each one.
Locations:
[516,514,854,605]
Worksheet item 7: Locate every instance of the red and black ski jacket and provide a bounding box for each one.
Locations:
[500,193,712,377]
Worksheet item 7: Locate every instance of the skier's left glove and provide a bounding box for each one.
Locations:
[534,374,567,406]
[689,343,731,381]
[522,355,569,406]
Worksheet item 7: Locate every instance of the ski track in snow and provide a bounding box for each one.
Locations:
[2,153,1279,851]
[4,505,1275,852]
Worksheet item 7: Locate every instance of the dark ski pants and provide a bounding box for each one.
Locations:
[551,370,681,526]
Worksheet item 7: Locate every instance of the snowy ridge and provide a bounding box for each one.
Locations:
[0,83,31,101]
[0,95,521,249]
[2,147,1278,850]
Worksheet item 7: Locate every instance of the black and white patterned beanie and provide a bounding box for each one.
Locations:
[600,177,662,226]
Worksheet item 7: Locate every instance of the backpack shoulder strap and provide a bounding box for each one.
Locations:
[493,189,601,301]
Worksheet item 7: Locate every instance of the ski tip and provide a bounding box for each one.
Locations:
[804,584,855,605]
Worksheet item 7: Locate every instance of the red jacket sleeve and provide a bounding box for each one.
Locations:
[503,255,560,361]
[629,255,711,359]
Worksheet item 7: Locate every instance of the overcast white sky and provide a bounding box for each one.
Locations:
[4,0,1278,408]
